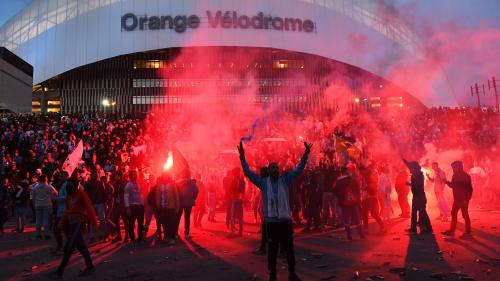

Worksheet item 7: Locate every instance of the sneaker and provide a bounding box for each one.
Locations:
[459,233,473,240]
[441,230,454,236]
[78,266,96,277]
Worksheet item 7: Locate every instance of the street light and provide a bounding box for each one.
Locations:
[102,99,110,106]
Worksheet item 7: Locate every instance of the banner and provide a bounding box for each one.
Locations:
[62,140,83,176]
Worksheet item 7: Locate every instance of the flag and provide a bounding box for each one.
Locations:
[62,140,83,176]
[335,136,361,160]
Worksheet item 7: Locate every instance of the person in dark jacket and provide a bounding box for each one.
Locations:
[175,172,199,239]
[403,159,432,234]
[442,161,473,239]
[0,178,12,235]
[395,168,410,218]
[303,169,322,232]
[12,179,30,233]
[334,167,364,240]
[84,171,106,242]
[111,171,129,242]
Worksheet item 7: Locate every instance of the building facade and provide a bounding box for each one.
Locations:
[0,47,33,113]
[0,0,449,113]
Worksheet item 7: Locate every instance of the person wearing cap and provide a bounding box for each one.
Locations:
[238,141,311,281]
[402,159,433,234]
[442,161,473,239]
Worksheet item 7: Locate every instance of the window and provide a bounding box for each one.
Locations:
[47,100,61,105]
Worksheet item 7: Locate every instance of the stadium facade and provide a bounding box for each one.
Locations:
[0,0,447,114]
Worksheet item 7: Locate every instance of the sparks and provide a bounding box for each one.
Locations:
[163,151,174,170]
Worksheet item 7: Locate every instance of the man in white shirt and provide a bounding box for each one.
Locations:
[426,162,450,221]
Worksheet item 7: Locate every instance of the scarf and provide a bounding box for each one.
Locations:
[266,178,290,220]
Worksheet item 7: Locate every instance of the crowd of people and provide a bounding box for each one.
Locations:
[0,106,497,279]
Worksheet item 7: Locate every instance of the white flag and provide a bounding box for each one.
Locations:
[62,140,84,176]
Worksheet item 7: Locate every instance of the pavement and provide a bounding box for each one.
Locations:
[0,208,498,281]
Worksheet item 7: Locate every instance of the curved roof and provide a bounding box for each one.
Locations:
[0,0,455,106]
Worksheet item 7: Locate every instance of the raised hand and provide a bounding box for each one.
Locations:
[304,142,313,154]
[237,141,245,156]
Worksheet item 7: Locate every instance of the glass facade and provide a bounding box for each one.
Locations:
[33,46,421,114]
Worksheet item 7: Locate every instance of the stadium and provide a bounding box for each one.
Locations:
[0,0,451,114]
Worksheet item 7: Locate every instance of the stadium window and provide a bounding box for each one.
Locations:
[47,100,61,105]
[32,101,41,106]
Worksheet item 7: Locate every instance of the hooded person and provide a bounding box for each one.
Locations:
[442,161,473,239]
[238,141,311,281]
[403,159,433,234]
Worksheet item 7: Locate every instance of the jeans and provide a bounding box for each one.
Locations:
[436,192,450,217]
[13,206,27,231]
[90,203,105,239]
[231,199,243,234]
[57,222,93,275]
[341,205,363,238]
[267,220,296,275]
[112,205,128,240]
[397,192,410,216]
[449,198,471,234]
[35,206,52,237]
[322,192,336,225]
[410,196,432,232]
[127,205,144,241]
[176,206,193,236]
[225,199,234,229]
[208,192,216,221]
[361,198,385,231]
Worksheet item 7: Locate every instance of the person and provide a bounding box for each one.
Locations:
[442,161,473,239]
[192,175,206,228]
[303,168,322,232]
[334,167,364,240]
[160,173,180,244]
[49,178,98,278]
[124,170,144,242]
[378,166,393,221]
[238,141,311,281]
[84,171,106,242]
[11,179,30,233]
[102,174,116,240]
[394,168,410,218]
[175,172,199,239]
[360,165,386,235]
[207,177,217,222]
[147,176,163,241]
[223,170,235,230]
[111,171,128,242]
[0,178,11,236]
[320,160,336,227]
[33,174,58,239]
[426,162,450,221]
[403,159,433,235]
[230,168,245,236]
[53,171,70,253]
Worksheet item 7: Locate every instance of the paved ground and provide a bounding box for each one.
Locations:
[0,207,498,281]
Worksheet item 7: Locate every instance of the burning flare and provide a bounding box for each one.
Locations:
[163,151,174,170]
